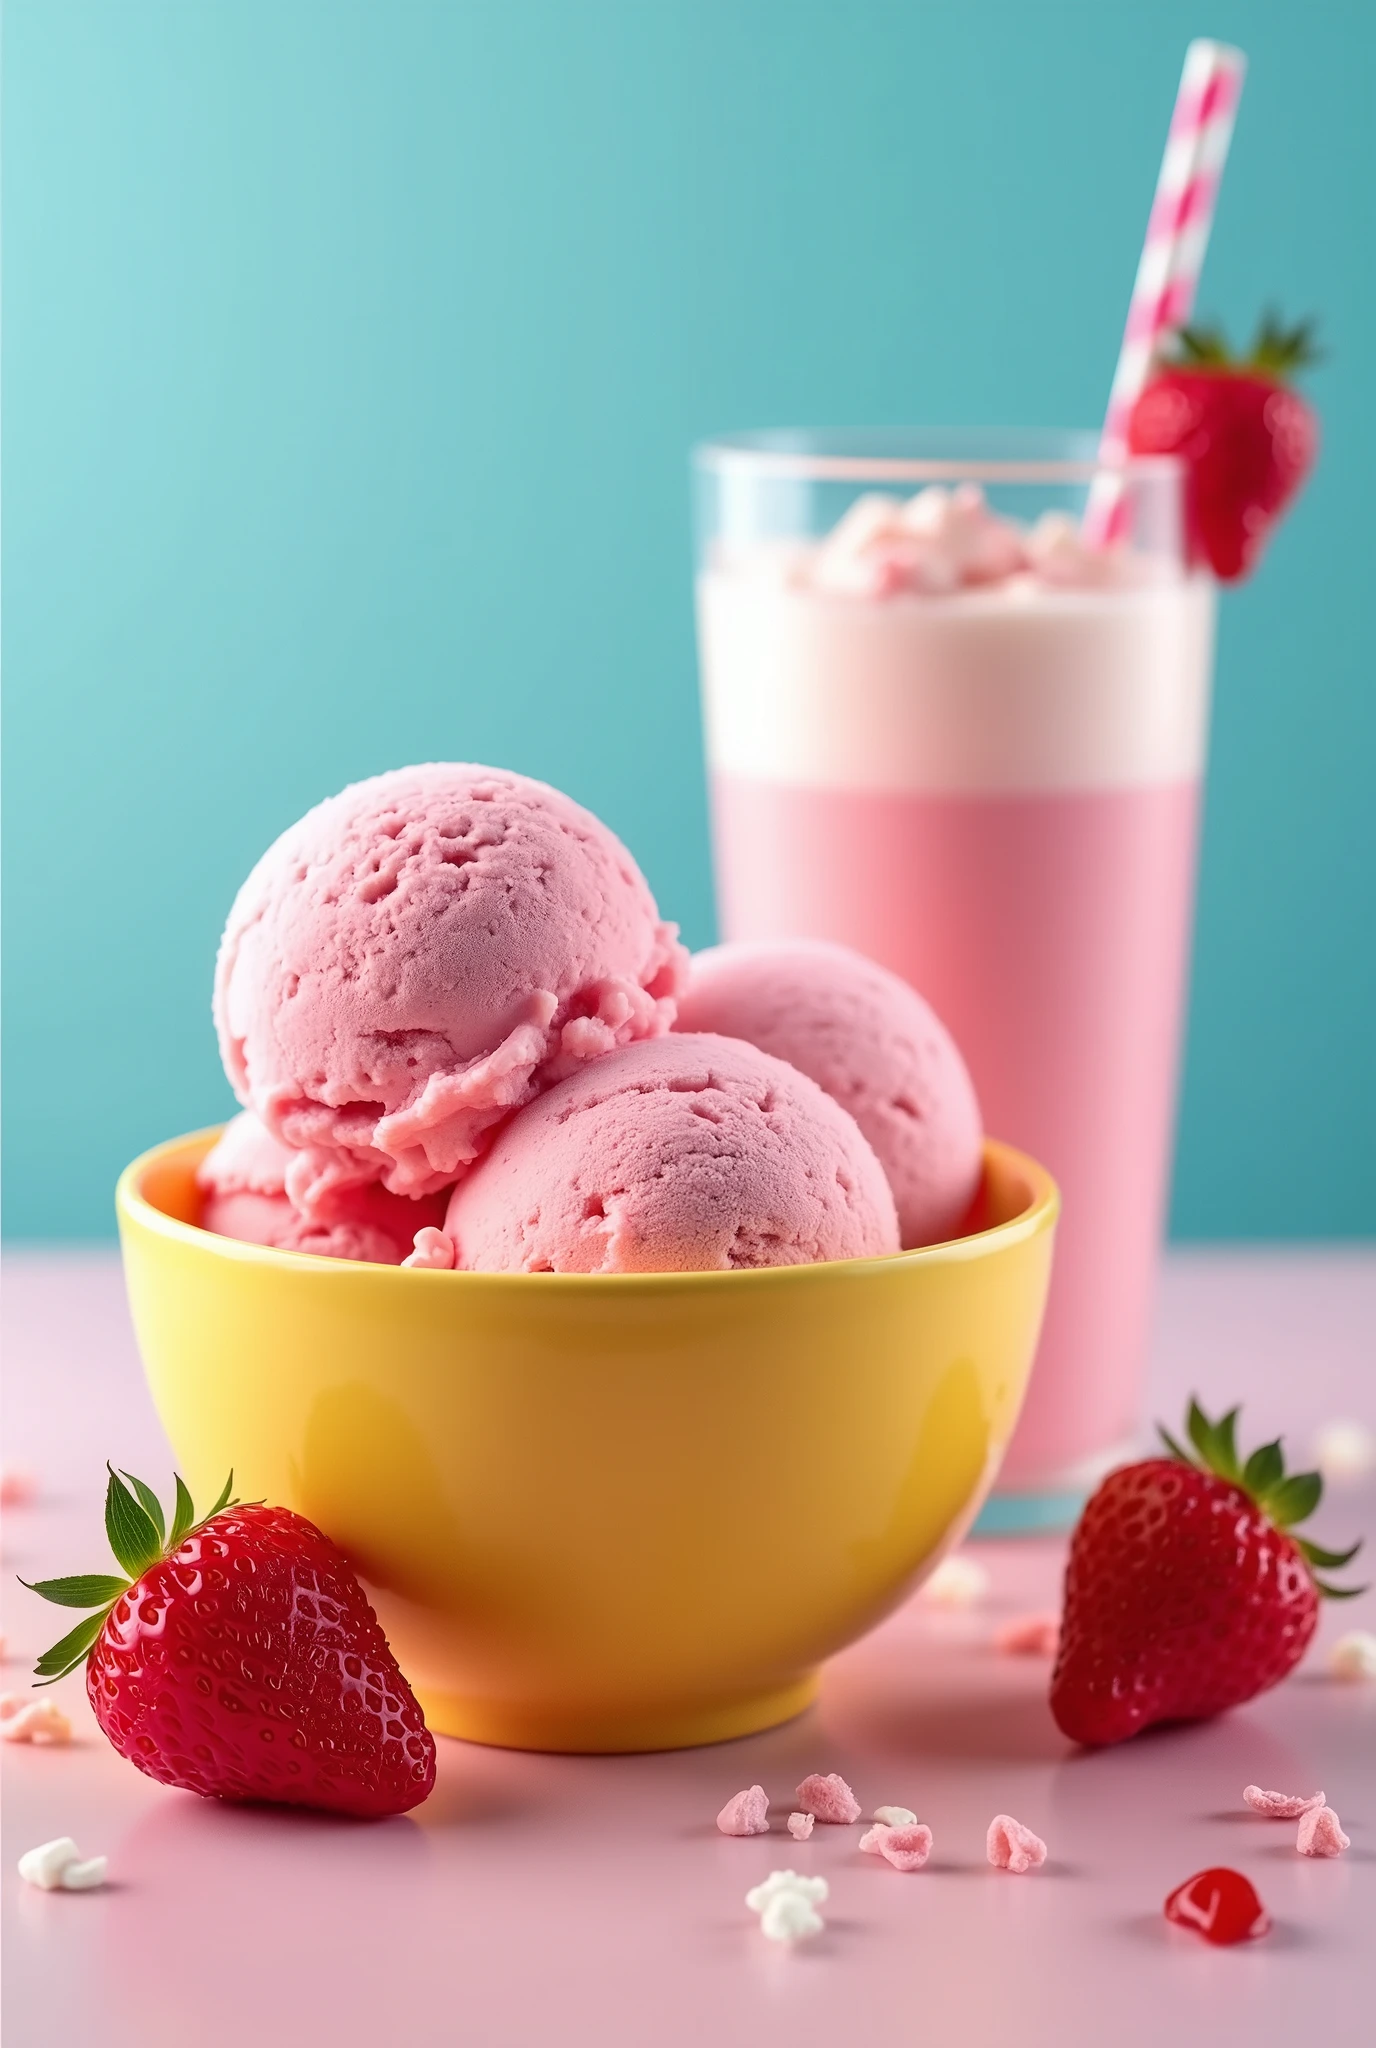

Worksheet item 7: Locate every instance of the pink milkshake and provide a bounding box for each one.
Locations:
[695,434,1214,1515]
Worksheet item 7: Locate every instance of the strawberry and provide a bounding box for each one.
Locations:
[1126,313,1319,582]
[23,1467,435,1817]
[1050,1400,1362,1747]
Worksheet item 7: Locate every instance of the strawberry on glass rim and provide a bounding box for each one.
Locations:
[23,1466,435,1817]
[1126,312,1319,582]
[1051,1399,1362,1747]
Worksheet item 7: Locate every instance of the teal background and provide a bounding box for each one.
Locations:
[3,0,1373,1240]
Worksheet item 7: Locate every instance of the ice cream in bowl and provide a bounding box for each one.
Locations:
[115,764,1056,1752]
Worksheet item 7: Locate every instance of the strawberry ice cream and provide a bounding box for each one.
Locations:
[675,940,982,1247]
[197,1112,446,1265]
[214,765,687,1215]
[434,1033,899,1274]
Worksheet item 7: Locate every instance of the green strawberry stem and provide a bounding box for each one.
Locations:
[20,1466,237,1684]
[1171,311,1321,379]
[1158,1398,1363,1598]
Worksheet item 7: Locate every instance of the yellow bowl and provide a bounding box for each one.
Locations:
[116,1130,1056,1753]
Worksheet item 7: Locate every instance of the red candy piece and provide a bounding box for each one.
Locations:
[1164,1867,1270,1946]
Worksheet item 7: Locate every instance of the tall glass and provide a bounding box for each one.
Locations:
[693,430,1215,1524]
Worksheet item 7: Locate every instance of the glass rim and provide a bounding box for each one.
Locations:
[694,428,1183,488]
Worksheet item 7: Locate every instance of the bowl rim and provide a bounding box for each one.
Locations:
[117,1126,1058,1292]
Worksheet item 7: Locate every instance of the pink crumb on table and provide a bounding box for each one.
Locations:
[987,1815,1047,1874]
[0,1469,37,1508]
[860,1823,933,1871]
[1243,1784,1325,1819]
[787,1812,814,1841]
[0,1695,72,1746]
[795,1773,861,1824]
[717,1786,770,1837]
[994,1612,1061,1657]
[1296,1806,1350,1858]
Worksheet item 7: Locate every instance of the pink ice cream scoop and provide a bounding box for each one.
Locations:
[196,1111,447,1265]
[438,1032,899,1274]
[214,765,688,1214]
[674,940,982,1248]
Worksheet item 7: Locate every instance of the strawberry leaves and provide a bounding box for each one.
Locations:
[121,1470,166,1543]
[21,1467,239,1685]
[1159,1398,1363,1599]
[1298,1532,1366,1598]
[1172,312,1321,381]
[22,1574,129,1609]
[105,1466,164,1579]
[1157,1422,1192,1464]
[1242,1439,1284,1496]
[1248,310,1321,378]
[1174,323,1232,368]
[1298,1536,1364,1570]
[1185,1399,1241,1482]
[33,1612,111,1684]
[168,1473,197,1550]
[203,1473,236,1521]
[1266,1470,1322,1529]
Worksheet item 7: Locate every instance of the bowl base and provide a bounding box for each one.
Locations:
[415,1673,820,1754]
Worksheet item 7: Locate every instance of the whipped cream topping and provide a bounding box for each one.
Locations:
[721,485,1166,597]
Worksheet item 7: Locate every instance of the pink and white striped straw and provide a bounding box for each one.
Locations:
[1083,39,1247,546]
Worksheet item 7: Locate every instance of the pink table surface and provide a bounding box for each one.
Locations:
[3,1247,1374,2048]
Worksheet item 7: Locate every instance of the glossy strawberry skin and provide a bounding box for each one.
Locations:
[1127,370,1317,582]
[1050,1458,1318,1746]
[86,1504,435,1816]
